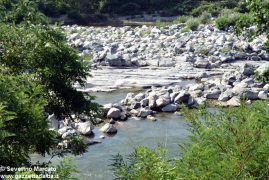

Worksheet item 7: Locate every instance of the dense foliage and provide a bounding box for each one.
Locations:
[111,101,269,179]
[0,24,100,119]
[0,0,100,177]
[0,74,55,168]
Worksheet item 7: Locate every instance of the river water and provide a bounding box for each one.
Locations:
[32,85,192,180]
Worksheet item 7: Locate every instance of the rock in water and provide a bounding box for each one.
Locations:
[77,121,94,135]
[161,104,178,112]
[107,107,121,119]
[100,123,117,134]
[138,108,153,118]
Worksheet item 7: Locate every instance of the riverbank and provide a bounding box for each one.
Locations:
[50,22,269,142]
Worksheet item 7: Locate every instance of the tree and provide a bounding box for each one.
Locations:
[0,74,55,168]
[0,24,101,120]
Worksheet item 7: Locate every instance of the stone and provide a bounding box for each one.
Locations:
[120,112,127,121]
[140,98,149,107]
[62,129,76,139]
[124,93,135,105]
[105,53,122,67]
[161,104,178,112]
[205,89,221,99]
[226,96,241,107]
[130,102,141,109]
[148,92,158,109]
[241,64,254,76]
[242,90,259,100]
[263,84,269,90]
[48,114,59,129]
[194,59,210,68]
[170,92,179,102]
[134,93,146,101]
[138,108,153,118]
[107,107,121,119]
[147,115,157,121]
[77,121,94,135]
[158,59,176,67]
[130,109,139,116]
[195,97,207,105]
[58,126,71,136]
[174,91,190,103]
[256,63,269,76]
[103,103,113,115]
[189,84,204,91]
[156,98,170,107]
[232,82,248,95]
[100,123,117,134]
[187,96,196,107]
[218,89,233,102]
[258,91,268,100]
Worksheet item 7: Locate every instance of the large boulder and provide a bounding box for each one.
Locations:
[226,96,241,107]
[134,93,146,101]
[77,121,94,136]
[258,91,268,100]
[100,123,117,134]
[194,59,210,68]
[218,89,233,102]
[107,107,121,119]
[105,53,122,67]
[58,126,72,136]
[161,104,178,112]
[242,90,259,100]
[124,93,135,105]
[156,98,170,108]
[174,91,190,103]
[205,89,221,99]
[241,64,254,76]
[256,63,269,76]
[148,92,158,109]
[138,108,153,118]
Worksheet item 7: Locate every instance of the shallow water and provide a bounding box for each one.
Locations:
[32,87,191,180]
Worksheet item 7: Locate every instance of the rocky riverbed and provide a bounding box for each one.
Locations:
[50,23,269,146]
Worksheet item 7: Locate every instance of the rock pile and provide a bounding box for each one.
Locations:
[63,24,268,69]
[101,63,269,122]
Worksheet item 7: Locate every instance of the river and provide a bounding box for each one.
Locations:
[32,84,193,180]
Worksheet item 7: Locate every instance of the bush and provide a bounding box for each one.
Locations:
[191,3,220,17]
[0,24,101,119]
[198,11,211,24]
[111,101,269,179]
[173,15,191,24]
[216,12,241,30]
[186,17,201,31]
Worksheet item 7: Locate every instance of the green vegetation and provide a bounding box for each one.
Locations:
[186,17,201,31]
[111,101,269,179]
[216,11,241,30]
[0,0,101,178]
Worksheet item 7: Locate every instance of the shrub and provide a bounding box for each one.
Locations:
[186,17,201,31]
[111,101,269,179]
[216,12,241,30]
[191,3,220,17]
[198,11,211,24]
[174,15,191,24]
[181,26,190,33]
